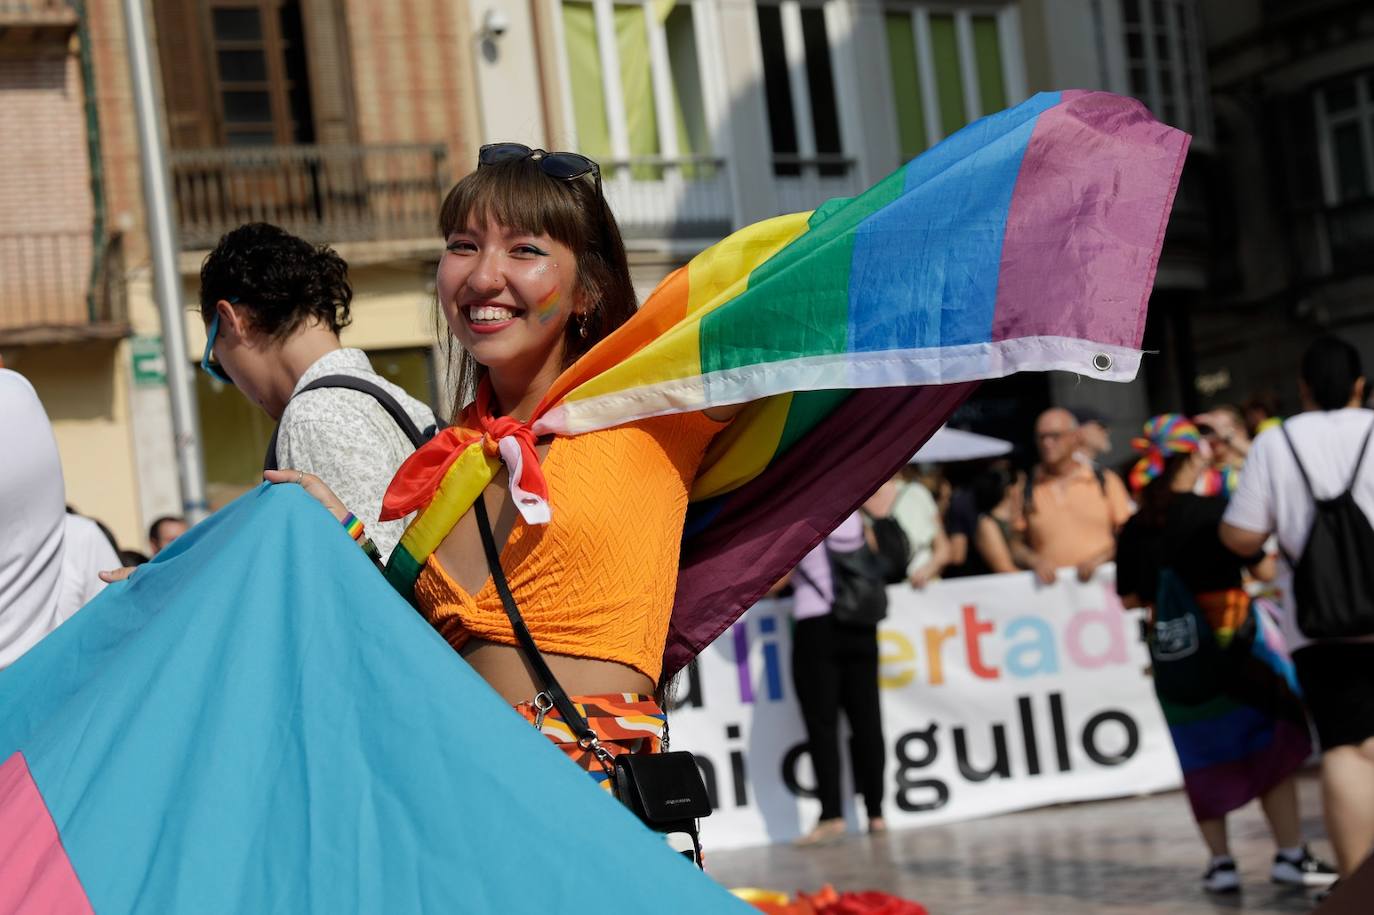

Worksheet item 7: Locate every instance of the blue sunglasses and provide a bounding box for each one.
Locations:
[200,300,235,385]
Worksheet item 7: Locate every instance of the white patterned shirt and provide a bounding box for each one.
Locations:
[275,349,437,562]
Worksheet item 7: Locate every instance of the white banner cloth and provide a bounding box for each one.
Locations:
[673,566,1183,850]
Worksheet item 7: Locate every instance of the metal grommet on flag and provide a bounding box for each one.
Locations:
[1092,353,1114,372]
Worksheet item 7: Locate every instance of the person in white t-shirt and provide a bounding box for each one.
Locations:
[1221,336,1374,882]
[0,370,118,668]
[864,472,950,587]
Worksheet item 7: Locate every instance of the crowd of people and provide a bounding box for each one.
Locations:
[783,335,1374,903]
[3,141,1372,905]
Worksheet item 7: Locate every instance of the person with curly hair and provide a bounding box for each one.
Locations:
[198,223,436,561]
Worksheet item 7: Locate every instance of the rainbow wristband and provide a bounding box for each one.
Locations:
[341,512,365,542]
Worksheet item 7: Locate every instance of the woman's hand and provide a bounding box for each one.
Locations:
[263,469,351,524]
[98,566,138,584]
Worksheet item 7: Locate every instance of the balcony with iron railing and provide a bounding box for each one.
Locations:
[772,154,860,216]
[0,0,77,43]
[0,232,128,344]
[601,155,733,240]
[169,143,450,252]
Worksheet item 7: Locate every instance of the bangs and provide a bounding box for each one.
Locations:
[438,159,590,246]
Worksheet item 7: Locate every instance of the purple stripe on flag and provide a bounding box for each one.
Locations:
[0,752,94,915]
[991,89,1189,348]
[666,382,976,677]
[1178,719,1311,821]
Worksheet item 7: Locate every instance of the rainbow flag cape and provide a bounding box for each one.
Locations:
[0,486,750,913]
[384,89,1189,677]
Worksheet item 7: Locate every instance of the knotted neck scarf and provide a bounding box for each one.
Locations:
[381,378,550,526]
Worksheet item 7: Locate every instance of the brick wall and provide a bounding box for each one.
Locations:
[0,50,94,329]
[342,0,481,178]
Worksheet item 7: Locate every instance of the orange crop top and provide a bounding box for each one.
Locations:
[414,411,725,684]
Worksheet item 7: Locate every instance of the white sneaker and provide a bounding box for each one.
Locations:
[1203,857,1240,894]
[1270,846,1338,887]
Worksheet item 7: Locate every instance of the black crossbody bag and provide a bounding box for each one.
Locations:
[473,497,712,865]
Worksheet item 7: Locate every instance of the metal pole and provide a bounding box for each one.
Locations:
[121,0,209,522]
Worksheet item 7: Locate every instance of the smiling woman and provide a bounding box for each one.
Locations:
[434,147,638,422]
[268,147,729,811]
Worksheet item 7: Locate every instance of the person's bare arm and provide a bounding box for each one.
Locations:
[909,519,952,588]
[974,516,1019,574]
[947,532,969,568]
[765,570,793,596]
[1219,521,1268,558]
[1247,552,1278,583]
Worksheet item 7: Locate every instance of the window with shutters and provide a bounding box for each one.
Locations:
[882,3,1024,160]
[556,0,731,236]
[153,0,316,148]
[1313,71,1374,275]
[1316,72,1374,206]
[209,1,315,146]
[1120,0,1209,140]
[755,0,859,213]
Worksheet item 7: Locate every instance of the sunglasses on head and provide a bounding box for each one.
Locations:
[478,143,602,198]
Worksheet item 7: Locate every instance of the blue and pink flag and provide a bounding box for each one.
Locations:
[0,487,750,912]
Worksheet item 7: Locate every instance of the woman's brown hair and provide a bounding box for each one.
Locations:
[435,155,637,418]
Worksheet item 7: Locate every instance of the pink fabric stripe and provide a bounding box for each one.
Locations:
[991,89,1190,347]
[0,752,94,915]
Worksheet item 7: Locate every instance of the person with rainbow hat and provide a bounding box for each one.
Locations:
[1115,415,1333,895]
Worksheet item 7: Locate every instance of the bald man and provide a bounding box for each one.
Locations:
[1013,407,1133,583]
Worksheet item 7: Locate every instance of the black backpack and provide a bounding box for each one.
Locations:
[864,512,912,584]
[264,374,441,472]
[793,540,889,627]
[1149,570,1226,705]
[1280,420,1374,639]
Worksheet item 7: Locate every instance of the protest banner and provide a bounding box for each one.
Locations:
[672,567,1183,850]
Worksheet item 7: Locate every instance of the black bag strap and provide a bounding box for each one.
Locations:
[264,374,428,472]
[1279,422,1316,501]
[1279,418,1374,500]
[473,495,613,770]
[1345,419,1374,495]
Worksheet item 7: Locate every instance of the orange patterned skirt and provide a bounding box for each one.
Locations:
[513,692,666,790]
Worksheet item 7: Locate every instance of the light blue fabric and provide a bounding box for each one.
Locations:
[0,485,746,913]
[847,90,1058,351]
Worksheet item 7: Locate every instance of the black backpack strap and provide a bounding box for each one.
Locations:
[1344,418,1374,495]
[262,374,428,472]
[1279,423,1316,500]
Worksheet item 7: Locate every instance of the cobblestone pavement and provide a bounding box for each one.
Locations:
[706,773,1334,914]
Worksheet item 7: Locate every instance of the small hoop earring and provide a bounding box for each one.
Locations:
[577,313,589,339]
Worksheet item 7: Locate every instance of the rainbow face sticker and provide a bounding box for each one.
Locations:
[534,288,561,324]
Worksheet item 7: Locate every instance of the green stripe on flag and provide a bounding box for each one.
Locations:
[698,168,908,375]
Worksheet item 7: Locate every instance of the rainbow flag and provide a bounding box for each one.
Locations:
[0,487,750,913]
[384,89,1189,677]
